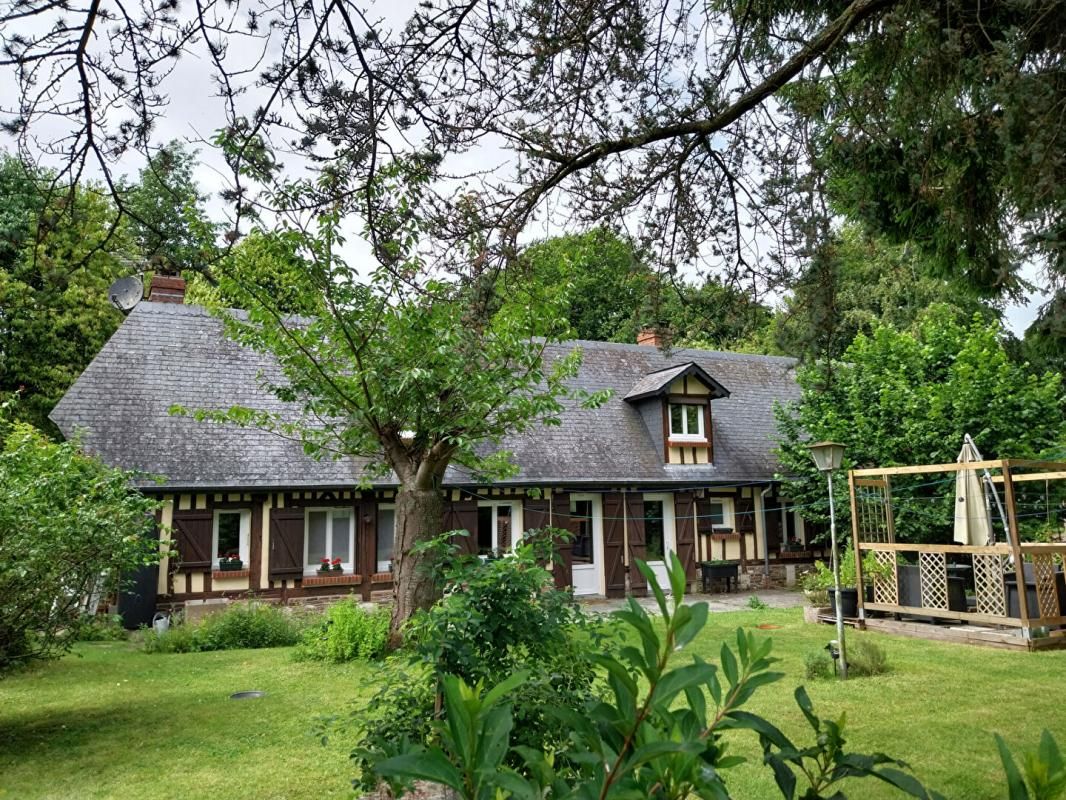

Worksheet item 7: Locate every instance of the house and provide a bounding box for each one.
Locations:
[51,276,821,613]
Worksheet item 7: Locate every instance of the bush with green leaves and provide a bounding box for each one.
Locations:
[294,599,390,663]
[0,418,160,671]
[371,554,942,799]
[141,601,313,653]
[804,638,889,681]
[73,614,129,642]
[347,532,608,792]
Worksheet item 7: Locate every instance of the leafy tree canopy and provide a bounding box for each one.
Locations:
[771,224,1000,363]
[0,412,160,670]
[775,305,1065,543]
[0,156,130,433]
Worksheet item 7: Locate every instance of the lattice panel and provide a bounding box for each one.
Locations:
[856,486,891,544]
[1032,554,1060,619]
[871,550,898,605]
[973,554,1007,616]
[919,551,948,610]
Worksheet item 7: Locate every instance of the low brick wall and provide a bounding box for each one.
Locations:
[743,562,816,590]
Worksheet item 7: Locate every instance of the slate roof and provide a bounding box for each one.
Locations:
[51,302,801,491]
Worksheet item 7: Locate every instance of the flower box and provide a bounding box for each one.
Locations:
[219,559,244,571]
[303,574,362,587]
[212,569,251,580]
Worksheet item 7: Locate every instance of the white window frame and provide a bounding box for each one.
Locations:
[212,509,251,568]
[303,507,356,575]
[476,501,520,554]
[706,497,735,530]
[377,503,396,572]
[669,402,707,442]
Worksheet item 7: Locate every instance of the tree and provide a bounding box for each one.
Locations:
[774,306,1065,543]
[0,414,160,670]
[177,190,608,635]
[0,156,132,434]
[519,229,650,343]
[771,224,1000,363]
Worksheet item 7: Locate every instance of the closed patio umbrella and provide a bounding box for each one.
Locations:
[954,435,994,546]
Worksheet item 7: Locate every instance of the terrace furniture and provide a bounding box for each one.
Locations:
[895,564,968,623]
[1004,564,1066,622]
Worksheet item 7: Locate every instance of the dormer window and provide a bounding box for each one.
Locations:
[669,403,705,441]
[623,361,729,467]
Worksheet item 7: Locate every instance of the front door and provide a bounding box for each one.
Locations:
[643,493,676,589]
[569,494,603,595]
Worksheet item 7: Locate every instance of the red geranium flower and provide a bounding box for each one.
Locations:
[320,557,330,564]
[331,557,342,565]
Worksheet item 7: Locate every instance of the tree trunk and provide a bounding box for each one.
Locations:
[389,482,446,645]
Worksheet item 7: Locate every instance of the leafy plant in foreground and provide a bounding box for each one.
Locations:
[372,554,941,799]
[997,730,1066,800]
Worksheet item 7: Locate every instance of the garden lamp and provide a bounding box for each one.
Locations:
[808,441,848,680]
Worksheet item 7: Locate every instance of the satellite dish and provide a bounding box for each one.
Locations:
[108,276,143,313]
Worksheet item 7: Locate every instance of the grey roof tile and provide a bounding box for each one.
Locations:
[50,302,800,490]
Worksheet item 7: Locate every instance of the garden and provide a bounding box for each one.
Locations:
[2,548,1066,799]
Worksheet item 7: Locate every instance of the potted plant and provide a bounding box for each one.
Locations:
[319,557,331,573]
[331,557,343,572]
[804,550,892,618]
[219,553,243,571]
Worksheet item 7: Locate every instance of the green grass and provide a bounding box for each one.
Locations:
[2,609,1065,799]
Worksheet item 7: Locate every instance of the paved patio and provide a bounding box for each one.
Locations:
[580,588,805,615]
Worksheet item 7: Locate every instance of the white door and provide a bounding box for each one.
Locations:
[642,493,676,590]
[569,494,604,596]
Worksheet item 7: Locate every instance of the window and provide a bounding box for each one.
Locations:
[570,499,594,563]
[213,509,250,566]
[669,403,705,440]
[643,500,665,561]
[377,506,395,572]
[476,503,514,556]
[305,508,354,573]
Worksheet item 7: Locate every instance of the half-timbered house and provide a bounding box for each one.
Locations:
[51,276,820,614]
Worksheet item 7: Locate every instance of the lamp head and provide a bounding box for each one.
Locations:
[808,441,845,472]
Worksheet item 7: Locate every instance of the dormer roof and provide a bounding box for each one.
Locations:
[623,361,731,403]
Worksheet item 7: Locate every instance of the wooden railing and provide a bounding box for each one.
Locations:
[855,542,1066,631]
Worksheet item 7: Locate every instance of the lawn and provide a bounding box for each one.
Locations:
[1,608,1064,799]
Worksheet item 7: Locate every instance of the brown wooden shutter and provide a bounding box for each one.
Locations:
[696,498,717,537]
[673,492,698,580]
[764,495,783,554]
[358,502,377,579]
[269,507,305,579]
[444,495,478,555]
[625,493,647,596]
[523,495,550,531]
[172,511,212,571]
[551,492,576,590]
[603,492,626,598]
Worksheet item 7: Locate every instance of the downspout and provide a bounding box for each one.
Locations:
[760,485,773,576]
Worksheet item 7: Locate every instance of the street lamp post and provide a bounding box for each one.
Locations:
[808,441,847,680]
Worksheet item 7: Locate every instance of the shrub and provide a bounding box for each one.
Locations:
[295,599,390,663]
[748,595,769,610]
[849,637,890,677]
[140,602,313,653]
[73,614,128,642]
[369,556,938,799]
[0,420,160,671]
[804,649,835,680]
[348,531,607,792]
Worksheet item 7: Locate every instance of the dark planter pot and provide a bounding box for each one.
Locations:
[700,561,739,593]
[219,561,244,572]
[827,587,858,618]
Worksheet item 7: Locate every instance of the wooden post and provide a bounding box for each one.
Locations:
[884,475,896,544]
[1001,462,1032,636]
[849,471,866,624]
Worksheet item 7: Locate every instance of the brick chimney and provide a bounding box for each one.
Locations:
[148,274,186,304]
[636,327,664,347]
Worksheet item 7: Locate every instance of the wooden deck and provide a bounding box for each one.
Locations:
[815,613,1066,651]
